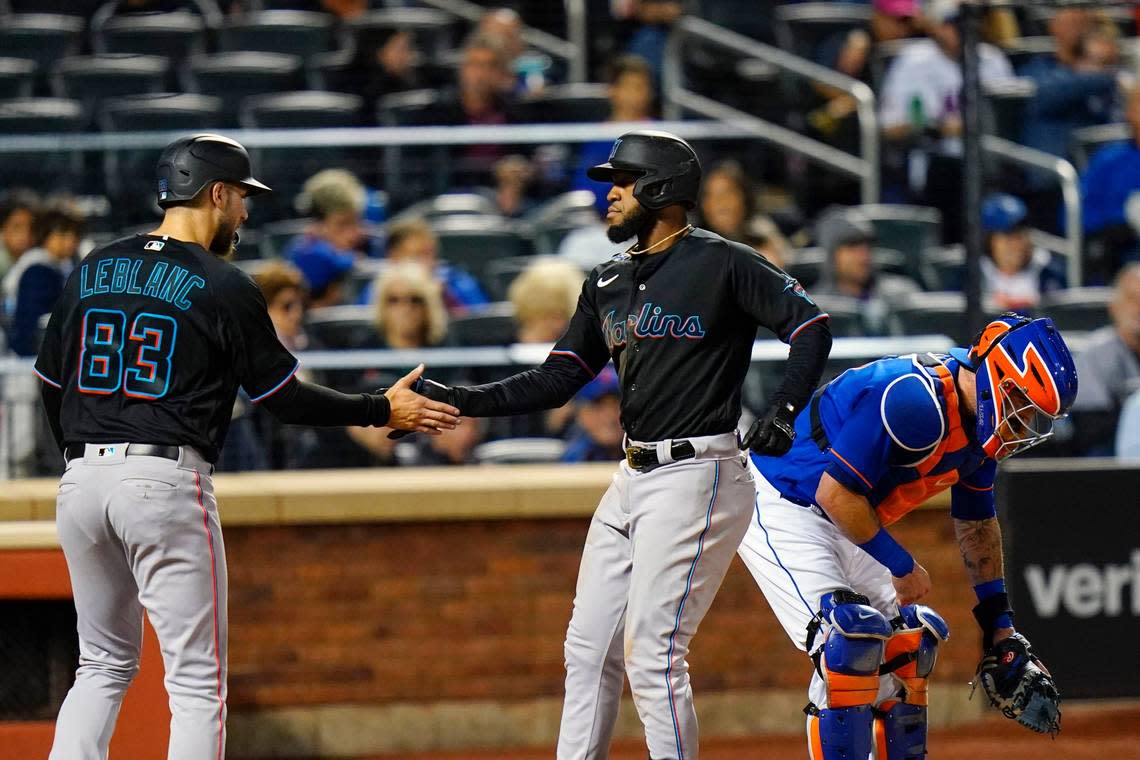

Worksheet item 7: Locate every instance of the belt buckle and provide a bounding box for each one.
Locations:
[625,445,654,471]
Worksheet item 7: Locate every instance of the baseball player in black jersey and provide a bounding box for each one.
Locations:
[414,130,833,759]
[34,134,459,760]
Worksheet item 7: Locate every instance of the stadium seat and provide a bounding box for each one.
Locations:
[100,93,223,224]
[1040,287,1112,333]
[527,190,599,226]
[240,90,363,129]
[52,55,170,120]
[983,78,1035,143]
[305,304,378,350]
[378,89,452,204]
[0,98,85,192]
[690,0,779,45]
[811,294,867,337]
[920,245,965,292]
[433,216,534,291]
[516,84,611,124]
[1071,123,1128,171]
[888,292,996,345]
[774,3,872,61]
[94,12,207,66]
[307,48,355,92]
[785,248,827,289]
[472,438,567,464]
[217,10,336,58]
[852,205,942,279]
[258,218,311,259]
[531,218,598,257]
[0,14,84,85]
[446,302,519,347]
[349,8,458,61]
[391,193,501,222]
[0,58,36,99]
[186,52,304,126]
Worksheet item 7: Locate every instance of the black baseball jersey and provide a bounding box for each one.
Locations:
[34,234,300,462]
[455,228,828,441]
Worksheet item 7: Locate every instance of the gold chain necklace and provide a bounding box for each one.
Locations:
[626,224,694,256]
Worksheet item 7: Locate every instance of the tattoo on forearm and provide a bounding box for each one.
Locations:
[954,517,1005,585]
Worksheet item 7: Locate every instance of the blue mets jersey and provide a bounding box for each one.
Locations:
[751,352,997,525]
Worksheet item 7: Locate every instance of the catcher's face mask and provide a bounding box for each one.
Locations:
[989,382,1057,460]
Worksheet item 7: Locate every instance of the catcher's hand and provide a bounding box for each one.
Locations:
[971,632,1061,736]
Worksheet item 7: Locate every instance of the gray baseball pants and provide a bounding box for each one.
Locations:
[50,444,227,760]
[556,432,756,760]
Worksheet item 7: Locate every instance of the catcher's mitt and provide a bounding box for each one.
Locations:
[971,632,1061,736]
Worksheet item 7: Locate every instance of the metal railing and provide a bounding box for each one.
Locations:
[662,15,880,204]
[417,0,588,83]
[982,135,1083,286]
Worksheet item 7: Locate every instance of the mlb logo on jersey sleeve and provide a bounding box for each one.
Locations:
[144,240,165,251]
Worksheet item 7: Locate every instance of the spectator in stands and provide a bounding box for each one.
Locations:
[1114,387,1140,459]
[1071,263,1140,455]
[2,204,84,356]
[402,416,487,466]
[256,261,311,354]
[1081,84,1140,281]
[980,194,1065,312]
[614,0,682,78]
[372,262,449,351]
[492,154,538,218]
[344,27,421,120]
[0,189,39,280]
[557,208,628,271]
[744,215,792,271]
[880,0,1014,149]
[508,257,583,344]
[812,210,919,334]
[1019,9,1118,165]
[478,8,527,84]
[697,160,758,243]
[442,32,518,185]
[286,169,370,307]
[384,218,489,314]
[571,54,657,215]
[871,0,922,44]
[561,365,624,463]
[492,257,585,439]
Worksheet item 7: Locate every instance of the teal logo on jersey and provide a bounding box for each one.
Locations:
[782,276,815,305]
[601,302,706,351]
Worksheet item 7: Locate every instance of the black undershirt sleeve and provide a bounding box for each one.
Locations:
[40,381,64,453]
[451,354,594,417]
[768,320,832,414]
[259,377,391,427]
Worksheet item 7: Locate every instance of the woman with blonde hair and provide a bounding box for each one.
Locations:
[373,262,449,348]
[508,257,584,344]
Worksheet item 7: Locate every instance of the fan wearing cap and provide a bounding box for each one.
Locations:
[404,129,834,759]
[736,314,1078,758]
[981,193,1066,311]
[33,133,460,759]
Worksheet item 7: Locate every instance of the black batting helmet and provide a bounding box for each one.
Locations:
[587,130,701,210]
[156,133,271,208]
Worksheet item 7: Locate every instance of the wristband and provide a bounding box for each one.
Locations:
[857,528,915,578]
[974,580,1014,631]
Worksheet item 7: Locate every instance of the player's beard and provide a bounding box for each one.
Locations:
[209,219,239,258]
[607,204,654,243]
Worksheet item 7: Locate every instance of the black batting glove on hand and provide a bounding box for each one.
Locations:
[743,401,797,457]
[387,377,459,439]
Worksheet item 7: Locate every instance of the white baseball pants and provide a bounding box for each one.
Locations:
[736,460,901,710]
[50,445,227,760]
[557,433,756,760]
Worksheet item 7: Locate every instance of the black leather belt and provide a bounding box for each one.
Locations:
[65,443,182,462]
[625,440,696,472]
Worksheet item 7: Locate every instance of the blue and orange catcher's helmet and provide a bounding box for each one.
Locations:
[952,314,1078,460]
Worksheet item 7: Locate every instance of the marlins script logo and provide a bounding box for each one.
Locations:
[602,303,706,351]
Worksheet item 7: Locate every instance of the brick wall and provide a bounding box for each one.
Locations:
[225,510,977,709]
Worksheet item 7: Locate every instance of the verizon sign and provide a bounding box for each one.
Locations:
[1024,551,1140,618]
[998,462,1140,698]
